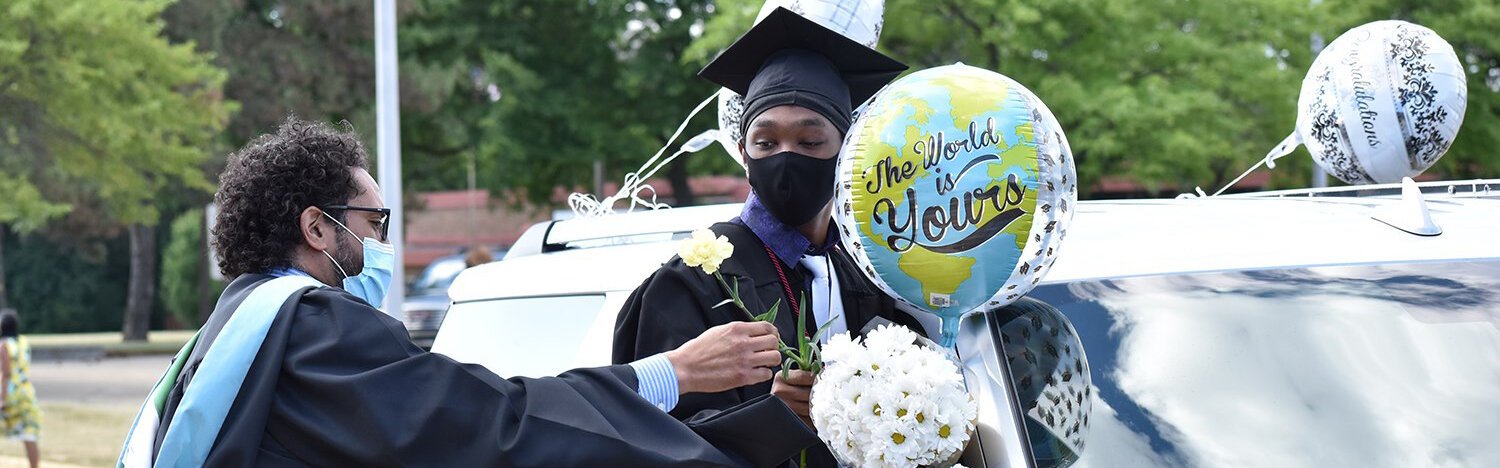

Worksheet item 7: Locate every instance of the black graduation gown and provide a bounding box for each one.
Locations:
[613,220,927,468]
[150,273,817,467]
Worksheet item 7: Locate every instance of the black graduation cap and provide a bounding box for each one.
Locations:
[699,7,907,135]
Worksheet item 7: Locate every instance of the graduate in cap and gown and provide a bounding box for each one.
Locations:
[612,8,935,467]
[120,118,817,467]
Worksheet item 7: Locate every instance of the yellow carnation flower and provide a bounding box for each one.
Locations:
[678,229,734,275]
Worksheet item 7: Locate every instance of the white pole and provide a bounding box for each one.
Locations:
[375,0,404,318]
[1310,30,1328,189]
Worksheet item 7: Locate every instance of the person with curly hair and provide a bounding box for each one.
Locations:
[120,118,816,467]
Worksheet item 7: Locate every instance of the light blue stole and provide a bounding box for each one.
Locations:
[119,272,323,468]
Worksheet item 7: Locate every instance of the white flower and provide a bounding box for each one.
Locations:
[821,332,861,363]
[864,323,919,357]
[810,324,976,467]
[677,229,733,275]
[872,418,924,463]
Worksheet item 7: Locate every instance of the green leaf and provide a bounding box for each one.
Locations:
[754,298,781,323]
[713,272,755,320]
[813,314,840,341]
[794,292,808,341]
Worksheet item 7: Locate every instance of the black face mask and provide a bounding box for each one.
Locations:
[746,151,838,226]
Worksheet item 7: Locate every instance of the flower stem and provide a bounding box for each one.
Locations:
[712,272,757,321]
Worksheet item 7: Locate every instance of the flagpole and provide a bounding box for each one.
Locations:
[375,0,404,317]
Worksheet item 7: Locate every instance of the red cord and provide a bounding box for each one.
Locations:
[762,244,811,338]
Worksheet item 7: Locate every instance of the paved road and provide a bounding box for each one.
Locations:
[30,355,170,406]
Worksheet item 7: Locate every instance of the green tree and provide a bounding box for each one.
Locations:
[0,0,230,340]
[0,176,70,311]
[1,233,130,334]
[698,0,1321,196]
[162,0,383,148]
[400,0,734,204]
[695,0,1499,195]
[163,0,464,233]
[160,208,224,327]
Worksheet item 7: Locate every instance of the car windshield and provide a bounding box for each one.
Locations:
[411,257,467,295]
[1020,260,1500,467]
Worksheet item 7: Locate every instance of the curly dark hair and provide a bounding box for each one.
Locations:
[212,118,369,278]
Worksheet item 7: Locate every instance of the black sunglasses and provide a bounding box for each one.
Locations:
[322,205,392,242]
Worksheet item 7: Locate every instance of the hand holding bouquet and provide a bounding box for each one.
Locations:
[812,325,977,468]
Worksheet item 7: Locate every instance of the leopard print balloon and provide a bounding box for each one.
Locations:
[992,297,1092,466]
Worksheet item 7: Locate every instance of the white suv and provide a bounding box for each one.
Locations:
[433,179,1500,468]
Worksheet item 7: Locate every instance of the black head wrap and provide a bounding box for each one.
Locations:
[740,49,852,135]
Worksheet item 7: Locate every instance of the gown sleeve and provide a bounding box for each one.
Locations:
[612,260,771,425]
[243,288,813,467]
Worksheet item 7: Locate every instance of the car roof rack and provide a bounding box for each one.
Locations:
[1221,178,1500,199]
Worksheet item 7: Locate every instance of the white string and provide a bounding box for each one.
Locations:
[568,92,721,217]
[1179,133,1301,199]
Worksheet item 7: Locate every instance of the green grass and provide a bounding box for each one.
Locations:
[26,330,195,356]
[0,402,135,467]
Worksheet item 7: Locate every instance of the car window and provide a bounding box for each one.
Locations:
[412,258,467,294]
[1020,260,1500,467]
[430,294,620,378]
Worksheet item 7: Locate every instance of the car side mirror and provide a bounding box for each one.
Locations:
[956,296,1092,468]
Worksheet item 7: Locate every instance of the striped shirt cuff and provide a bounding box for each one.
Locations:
[629,353,680,412]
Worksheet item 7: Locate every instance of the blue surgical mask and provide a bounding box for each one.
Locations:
[322,213,395,307]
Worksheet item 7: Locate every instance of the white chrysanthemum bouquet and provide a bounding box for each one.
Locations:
[812,324,978,468]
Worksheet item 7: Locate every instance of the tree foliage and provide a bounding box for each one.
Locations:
[2,233,131,333]
[0,0,229,337]
[160,208,223,327]
[1,0,231,225]
[162,0,383,149]
[400,0,736,202]
[696,0,1500,196]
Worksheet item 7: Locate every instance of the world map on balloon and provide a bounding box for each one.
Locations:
[835,64,1076,345]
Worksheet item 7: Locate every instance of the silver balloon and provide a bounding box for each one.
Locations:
[1267,20,1467,184]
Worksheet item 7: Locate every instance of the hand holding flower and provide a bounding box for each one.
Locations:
[666,321,782,394]
[772,369,816,429]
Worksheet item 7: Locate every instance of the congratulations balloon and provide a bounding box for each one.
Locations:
[715,0,886,165]
[1265,20,1466,184]
[834,63,1077,346]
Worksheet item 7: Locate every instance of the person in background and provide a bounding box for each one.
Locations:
[464,244,494,267]
[0,310,41,468]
